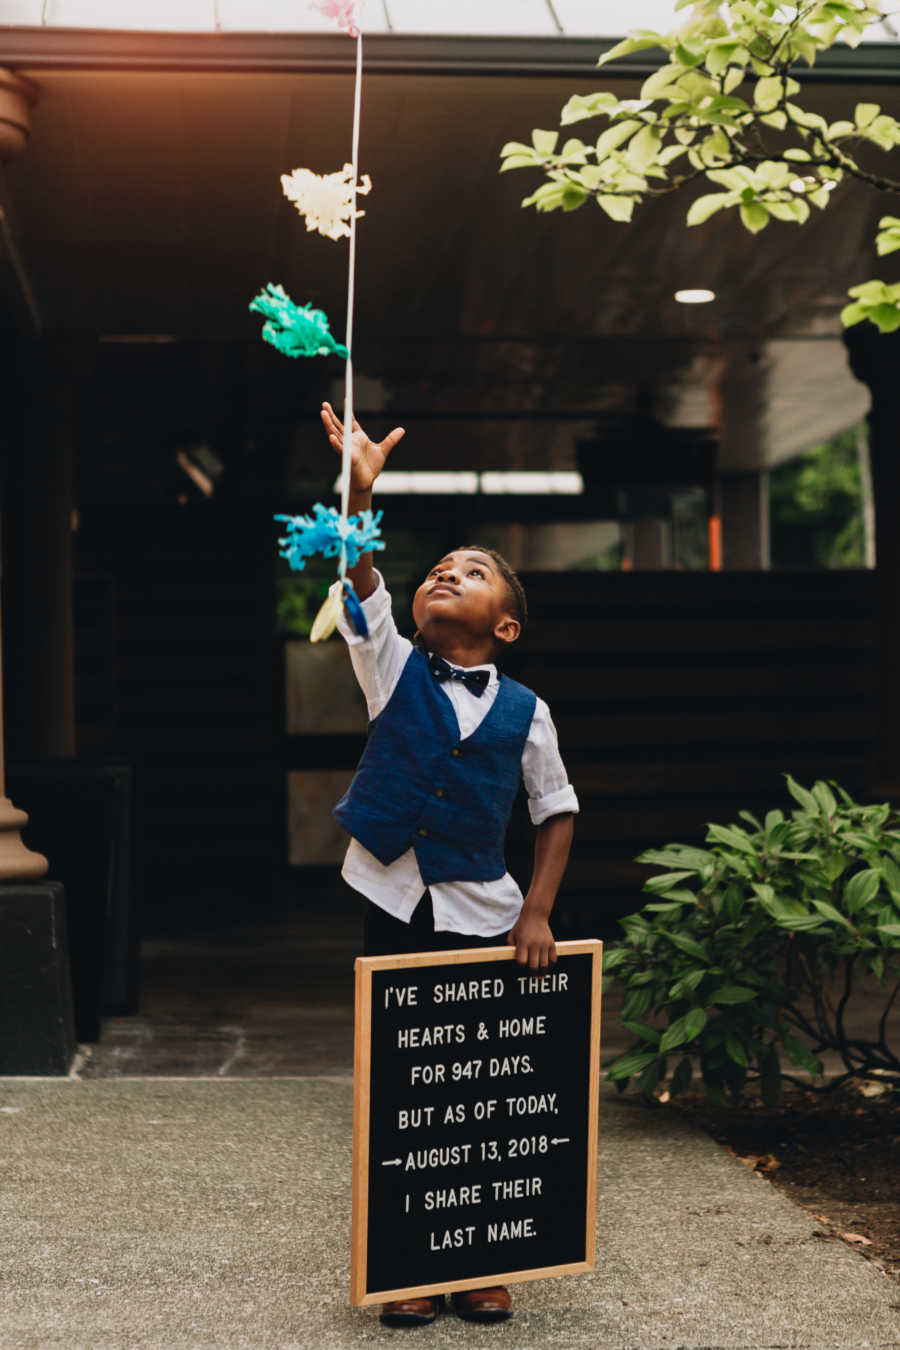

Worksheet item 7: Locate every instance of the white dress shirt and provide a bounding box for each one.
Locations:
[331,572,579,937]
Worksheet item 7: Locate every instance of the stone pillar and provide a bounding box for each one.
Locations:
[0,618,48,878]
[720,471,770,570]
[3,339,78,763]
[845,325,900,797]
[0,74,47,878]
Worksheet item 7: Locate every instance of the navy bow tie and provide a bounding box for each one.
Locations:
[428,654,490,698]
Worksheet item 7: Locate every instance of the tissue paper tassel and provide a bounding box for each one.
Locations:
[311,0,361,36]
[249,284,348,360]
[281,164,372,242]
[274,504,384,571]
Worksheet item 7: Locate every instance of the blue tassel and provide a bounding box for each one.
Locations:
[341,579,369,638]
[274,504,384,571]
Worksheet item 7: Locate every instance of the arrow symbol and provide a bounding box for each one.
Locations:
[551,1137,570,1146]
[381,1158,402,1166]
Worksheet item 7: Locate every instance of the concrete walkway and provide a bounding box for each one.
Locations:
[0,1077,896,1350]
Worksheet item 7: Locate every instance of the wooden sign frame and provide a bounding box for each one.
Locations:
[350,939,603,1306]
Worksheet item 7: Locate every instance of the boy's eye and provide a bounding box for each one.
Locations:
[468,568,484,579]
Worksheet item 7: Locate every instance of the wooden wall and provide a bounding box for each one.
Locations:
[507,570,878,940]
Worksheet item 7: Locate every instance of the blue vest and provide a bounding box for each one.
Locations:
[334,647,537,884]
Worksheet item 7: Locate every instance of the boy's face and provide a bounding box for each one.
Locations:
[412,549,520,654]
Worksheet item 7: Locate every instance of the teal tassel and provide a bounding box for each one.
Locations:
[249,284,348,359]
[275,504,384,571]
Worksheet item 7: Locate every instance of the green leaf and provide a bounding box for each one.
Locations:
[725,1034,748,1068]
[877,232,900,258]
[500,155,541,172]
[785,775,819,813]
[722,884,745,923]
[499,141,539,159]
[640,64,685,100]
[707,823,757,855]
[754,76,783,112]
[560,91,619,126]
[531,129,559,155]
[596,194,636,222]
[740,201,769,233]
[645,870,697,893]
[595,118,643,159]
[845,868,881,913]
[878,855,900,900]
[659,1007,707,1054]
[812,781,838,817]
[811,899,852,927]
[855,102,880,129]
[666,932,709,962]
[607,1049,658,1081]
[623,1020,662,1045]
[686,192,735,226]
[826,119,855,140]
[784,1035,823,1077]
[707,984,756,1004]
[638,1056,664,1096]
[599,33,667,66]
[644,900,692,915]
[638,846,711,870]
[706,42,744,77]
[877,922,900,939]
[870,303,900,334]
[841,300,869,328]
[627,124,662,171]
[602,946,629,971]
[786,103,827,133]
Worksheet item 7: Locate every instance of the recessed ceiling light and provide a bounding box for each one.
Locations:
[674,289,716,304]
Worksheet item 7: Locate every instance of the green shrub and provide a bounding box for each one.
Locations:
[604,777,900,1104]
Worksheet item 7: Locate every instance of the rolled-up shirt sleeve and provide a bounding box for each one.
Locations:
[331,571,412,720]
[521,697,579,826]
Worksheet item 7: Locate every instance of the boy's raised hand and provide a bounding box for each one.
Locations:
[320,401,405,495]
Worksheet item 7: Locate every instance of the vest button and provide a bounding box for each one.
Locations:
[451,748,461,758]
[435,788,445,798]
[417,827,428,838]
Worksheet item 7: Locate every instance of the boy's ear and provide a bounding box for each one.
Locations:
[493,615,521,647]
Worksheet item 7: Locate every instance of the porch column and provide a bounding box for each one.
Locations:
[720,470,770,570]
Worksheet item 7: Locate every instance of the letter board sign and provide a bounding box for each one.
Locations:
[350,940,602,1305]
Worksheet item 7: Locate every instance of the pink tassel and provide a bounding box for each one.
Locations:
[312,0,360,36]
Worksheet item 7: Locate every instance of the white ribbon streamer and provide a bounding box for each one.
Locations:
[339,31,364,582]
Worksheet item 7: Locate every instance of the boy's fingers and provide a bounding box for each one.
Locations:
[321,402,343,436]
[381,427,406,457]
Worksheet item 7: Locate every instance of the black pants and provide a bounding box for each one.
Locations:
[362,890,508,957]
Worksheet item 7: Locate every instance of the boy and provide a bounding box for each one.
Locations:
[320,402,578,1327]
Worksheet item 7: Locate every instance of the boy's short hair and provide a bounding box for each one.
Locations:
[458,544,528,635]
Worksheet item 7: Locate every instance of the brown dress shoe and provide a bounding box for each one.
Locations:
[450,1286,513,1322]
[379,1294,443,1326]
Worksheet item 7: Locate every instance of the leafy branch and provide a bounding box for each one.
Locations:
[499,1,900,331]
[604,776,900,1105]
